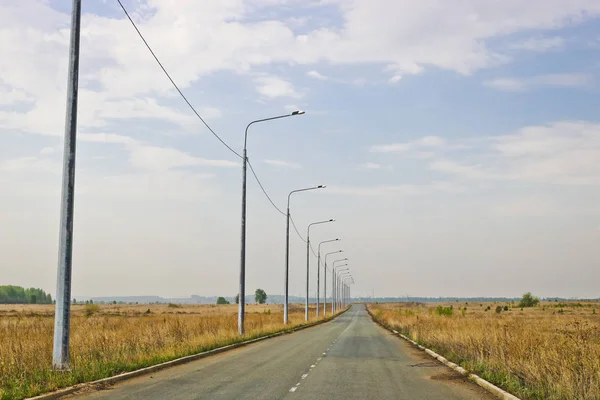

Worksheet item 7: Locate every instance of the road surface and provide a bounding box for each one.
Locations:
[69,304,494,400]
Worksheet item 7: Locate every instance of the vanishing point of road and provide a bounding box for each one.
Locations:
[69,304,494,400]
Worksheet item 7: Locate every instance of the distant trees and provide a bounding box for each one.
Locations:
[519,292,540,308]
[255,289,267,304]
[216,297,229,305]
[235,294,239,304]
[0,285,53,304]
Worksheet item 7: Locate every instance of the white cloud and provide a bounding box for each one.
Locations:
[484,73,593,92]
[39,147,56,155]
[254,76,302,99]
[388,75,402,84]
[371,136,446,153]
[508,36,565,52]
[128,145,238,171]
[428,121,600,186]
[263,159,302,169]
[306,70,328,80]
[328,181,464,196]
[358,162,381,170]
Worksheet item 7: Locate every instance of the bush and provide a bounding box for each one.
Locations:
[168,303,182,308]
[495,306,502,314]
[216,297,229,305]
[435,306,453,316]
[84,303,100,317]
[519,292,540,308]
[503,305,509,311]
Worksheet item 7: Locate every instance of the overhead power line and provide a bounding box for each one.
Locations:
[116,0,242,159]
[247,158,286,217]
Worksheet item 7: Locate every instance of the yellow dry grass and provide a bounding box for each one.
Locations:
[0,303,334,400]
[368,301,600,400]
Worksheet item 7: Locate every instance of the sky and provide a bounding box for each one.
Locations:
[1,0,600,300]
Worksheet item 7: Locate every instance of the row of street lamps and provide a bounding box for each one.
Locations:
[238,111,353,335]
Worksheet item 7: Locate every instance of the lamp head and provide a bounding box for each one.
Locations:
[291,110,306,115]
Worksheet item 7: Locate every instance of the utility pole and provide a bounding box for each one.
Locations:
[52,0,82,370]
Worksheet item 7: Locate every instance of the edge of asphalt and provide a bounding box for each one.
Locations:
[366,306,521,400]
[27,307,351,400]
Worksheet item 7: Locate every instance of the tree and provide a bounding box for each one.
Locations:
[519,292,540,308]
[216,297,229,305]
[235,294,239,304]
[255,289,267,304]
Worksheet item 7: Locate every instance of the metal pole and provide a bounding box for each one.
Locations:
[317,251,321,317]
[305,235,309,321]
[52,0,81,370]
[323,262,327,317]
[284,203,290,324]
[238,146,247,335]
[239,112,305,332]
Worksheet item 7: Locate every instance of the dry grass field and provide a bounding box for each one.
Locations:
[0,303,335,400]
[368,301,600,400]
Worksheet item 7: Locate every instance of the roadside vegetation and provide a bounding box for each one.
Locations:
[0,303,340,400]
[368,295,600,400]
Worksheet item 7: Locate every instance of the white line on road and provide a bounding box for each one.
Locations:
[301,374,308,379]
[289,387,297,392]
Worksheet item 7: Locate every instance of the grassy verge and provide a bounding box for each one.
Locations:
[0,304,344,400]
[367,302,600,400]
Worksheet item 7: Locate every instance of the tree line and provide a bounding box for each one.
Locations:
[0,285,53,304]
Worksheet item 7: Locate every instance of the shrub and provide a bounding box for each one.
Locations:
[435,306,453,316]
[168,303,182,308]
[503,305,509,311]
[84,303,100,317]
[495,306,502,314]
[519,292,540,308]
[216,297,229,305]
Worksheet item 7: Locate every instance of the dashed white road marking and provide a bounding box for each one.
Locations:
[310,364,316,368]
[301,374,308,379]
[289,387,297,392]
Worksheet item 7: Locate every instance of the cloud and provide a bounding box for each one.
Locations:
[254,76,302,99]
[508,36,565,52]
[484,73,593,92]
[427,121,600,186]
[128,145,238,171]
[388,75,402,84]
[39,147,56,155]
[371,136,446,154]
[306,70,328,80]
[328,181,465,196]
[356,162,393,171]
[263,159,302,169]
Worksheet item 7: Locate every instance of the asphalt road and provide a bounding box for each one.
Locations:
[70,305,494,400]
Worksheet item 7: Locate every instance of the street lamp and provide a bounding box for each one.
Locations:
[317,238,339,317]
[331,259,347,312]
[239,110,305,335]
[334,266,349,313]
[284,185,325,324]
[323,251,343,316]
[342,276,353,308]
[306,219,334,321]
[340,273,352,309]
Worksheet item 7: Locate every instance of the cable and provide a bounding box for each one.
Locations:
[247,158,286,216]
[289,214,307,243]
[116,0,242,159]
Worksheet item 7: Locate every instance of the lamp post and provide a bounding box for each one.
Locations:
[340,273,352,309]
[317,239,339,317]
[239,110,305,335]
[306,219,334,321]
[323,250,343,317]
[334,266,349,312]
[52,0,82,370]
[284,185,325,324]
[331,260,348,312]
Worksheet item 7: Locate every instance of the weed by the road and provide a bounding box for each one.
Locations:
[369,302,600,400]
[0,304,337,400]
